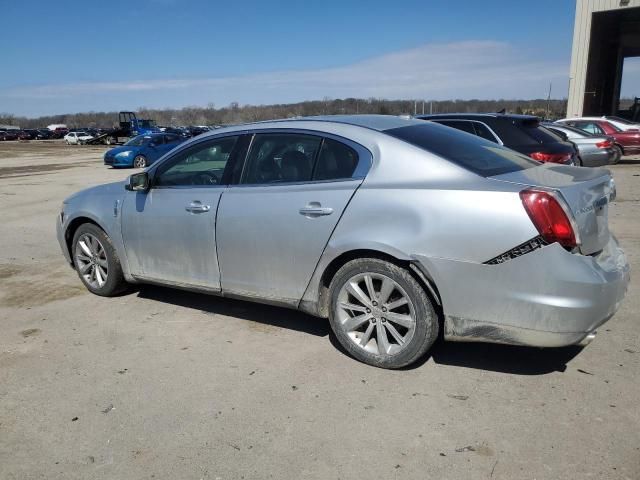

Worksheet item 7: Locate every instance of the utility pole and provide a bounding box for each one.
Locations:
[430,101,433,114]
[422,101,425,115]
[414,101,417,116]
[546,83,552,120]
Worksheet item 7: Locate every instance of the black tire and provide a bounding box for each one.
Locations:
[328,258,438,369]
[105,137,113,145]
[133,155,147,168]
[71,223,127,296]
[612,145,622,164]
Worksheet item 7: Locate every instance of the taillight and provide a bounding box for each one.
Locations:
[528,152,572,164]
[519,189,578,248]
[595,140,612,148]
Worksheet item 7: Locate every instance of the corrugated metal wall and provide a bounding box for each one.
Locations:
[567,0,640,116]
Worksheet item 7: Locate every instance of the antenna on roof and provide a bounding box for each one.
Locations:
[497,108,506,114]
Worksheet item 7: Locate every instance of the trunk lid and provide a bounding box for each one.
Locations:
[490,164,615,255]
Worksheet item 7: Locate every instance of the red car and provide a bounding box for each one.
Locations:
[558,119,640,157]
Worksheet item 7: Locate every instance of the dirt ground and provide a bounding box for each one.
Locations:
[0,140,638,480]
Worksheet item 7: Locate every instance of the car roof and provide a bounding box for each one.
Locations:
[558,117,606,122]
[416,113,539,121]
[237,114,425,132]
[191,115,427,141]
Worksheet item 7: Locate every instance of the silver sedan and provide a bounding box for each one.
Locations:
[56,115,629,369]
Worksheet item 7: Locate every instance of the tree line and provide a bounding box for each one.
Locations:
[1,97,571,129]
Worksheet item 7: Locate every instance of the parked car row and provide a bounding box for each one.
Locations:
[59,114,630,369]
[554,117,640,157]
[0,128,62,141]
[415,113,640,167]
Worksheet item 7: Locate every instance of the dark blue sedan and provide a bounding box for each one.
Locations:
[104,133,183,168]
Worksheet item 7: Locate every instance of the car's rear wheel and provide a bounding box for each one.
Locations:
[328,258,438,369]
[72,223,127,296]
[134,155,147,168]
[612,145,622,164]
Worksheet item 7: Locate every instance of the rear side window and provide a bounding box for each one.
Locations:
[242,134,321,184]
[385,123,538,177]
[433,120,476,135]
[472,122,499,143]
[491,119,562,146]
[549,126,588,139]
[313,138,358,181]
[574,122,605,135]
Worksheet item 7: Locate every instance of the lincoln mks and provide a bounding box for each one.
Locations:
[57,115,629,368]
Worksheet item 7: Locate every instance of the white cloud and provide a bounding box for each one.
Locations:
[1,41,570,116]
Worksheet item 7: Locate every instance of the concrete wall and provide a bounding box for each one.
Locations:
[567,0,640,116]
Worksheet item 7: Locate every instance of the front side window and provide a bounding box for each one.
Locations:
[154,136,238,187]
[241,134,321,184]
[125,135,151,146]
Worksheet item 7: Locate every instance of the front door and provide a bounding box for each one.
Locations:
[216,133,365,304]
[121,135,241,290]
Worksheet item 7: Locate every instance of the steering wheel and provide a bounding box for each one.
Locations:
[192,172,219,185]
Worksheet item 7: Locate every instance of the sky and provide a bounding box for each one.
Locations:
[0,0,638,117]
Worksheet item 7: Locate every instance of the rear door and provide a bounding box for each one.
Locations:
[216,132,369,305]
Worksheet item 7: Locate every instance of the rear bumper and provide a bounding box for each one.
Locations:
[580,148,614,167]
[414,236,629,347]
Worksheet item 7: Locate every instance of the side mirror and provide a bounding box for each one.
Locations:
[125,172,150,192]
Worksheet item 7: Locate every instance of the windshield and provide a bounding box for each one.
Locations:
[385,123,539,177]
[125,135,153,146]
[606,122,622,132]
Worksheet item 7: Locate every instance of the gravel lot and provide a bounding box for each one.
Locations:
[1,140,638,480]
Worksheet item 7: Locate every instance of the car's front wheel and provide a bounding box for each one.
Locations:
[72,223,127,296]
[133,155,147,168]
[328,258,439,369]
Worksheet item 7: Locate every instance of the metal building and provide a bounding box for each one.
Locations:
[568,0,640,118]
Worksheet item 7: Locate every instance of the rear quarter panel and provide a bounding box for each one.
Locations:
[300,139,539,312]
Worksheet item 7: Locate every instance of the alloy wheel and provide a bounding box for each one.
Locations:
[336,272,416,356]
[75,233,108,289]
[134,156,147,168]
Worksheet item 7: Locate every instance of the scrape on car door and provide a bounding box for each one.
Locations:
[216,133,369,305]
[121,135,241,289]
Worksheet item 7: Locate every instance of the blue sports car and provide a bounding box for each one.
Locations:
[104,133,183,168]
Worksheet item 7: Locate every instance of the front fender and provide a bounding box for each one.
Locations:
[60,185,132,279]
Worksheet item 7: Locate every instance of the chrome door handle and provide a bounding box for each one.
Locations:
[185,201,211,213]
[299,205,334,217]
